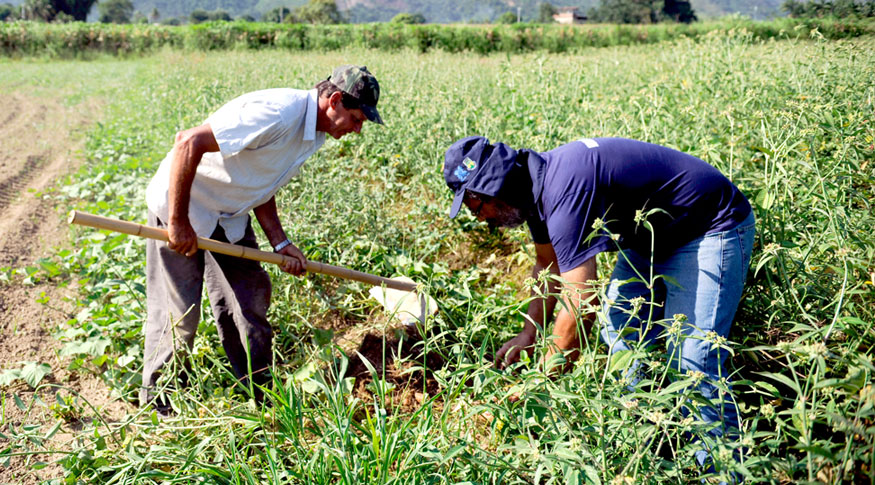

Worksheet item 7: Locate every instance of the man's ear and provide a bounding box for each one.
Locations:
[328,91,343,108]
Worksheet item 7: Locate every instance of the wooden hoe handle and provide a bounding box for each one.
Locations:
[68,211,416,292]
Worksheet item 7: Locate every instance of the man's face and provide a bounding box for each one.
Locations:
[324,92,367,139]
[464,196,526,229]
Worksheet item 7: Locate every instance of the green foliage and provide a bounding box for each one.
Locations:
[496,10,518,23]
[663,0,696,22]
[589,0,660,23]
[0,362,52,387]
[588,0,696,23]
[294,0,343,24]
[344,0,511,23]
[55,0,97,21]
[188,7,208,22]
[783,0,875,18]
[190,8,232,22]
[210,8,231,20]
[17,0,100,21]
[0,3,15,20]
[538,2,557,22]
[20,0,54,21]
[1,28,874,484]
[3,17,875,58]
[262,5,292,22]
[98,0,134,23]
[390,11,425,24]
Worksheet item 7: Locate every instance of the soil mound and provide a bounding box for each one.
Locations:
[343,330,445,411]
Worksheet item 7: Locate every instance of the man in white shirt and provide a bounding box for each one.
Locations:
[142,65,383,414]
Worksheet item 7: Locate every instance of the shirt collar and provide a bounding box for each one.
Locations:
[304,89,318,141]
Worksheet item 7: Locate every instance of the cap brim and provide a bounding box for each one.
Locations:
[449,190,465,218]
[361,104,383,125]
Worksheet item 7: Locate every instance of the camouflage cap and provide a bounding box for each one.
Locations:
[328,65,383,125]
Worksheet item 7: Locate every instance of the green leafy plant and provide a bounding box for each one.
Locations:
[0,362,52,388]
[0,29,872,484]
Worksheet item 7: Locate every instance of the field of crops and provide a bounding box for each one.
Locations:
[1,28,874,483]
[2,17,874,57]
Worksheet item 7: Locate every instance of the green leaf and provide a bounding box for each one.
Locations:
[37,259,61,277]
[752,380,780,397]
[750,145,774,157]
[443,443,466,463]
[608,350,635,374]
[582,465,602,485]
[13,394,26,411]
[293,362,318,382]
[312,327,334,346]
[300,380,321,394]
[117,354,136,368]
[43,421,62,440]
[550,389,581,401]
[564,468,580,485]
[0,369,21,386]
[20,362,51,388]
[660,379,694,395]
[796,444,836,460]
[755,188,775,210]
[755,371,801,396]
[661,274,682,289]
[553,447,582,461]
[754,254,774,277]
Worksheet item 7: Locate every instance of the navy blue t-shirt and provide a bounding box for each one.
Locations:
[526,138,751,273]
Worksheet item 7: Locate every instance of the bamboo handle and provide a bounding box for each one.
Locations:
[68,211,416,292]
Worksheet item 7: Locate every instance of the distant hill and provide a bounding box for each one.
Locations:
[3,0,786,23]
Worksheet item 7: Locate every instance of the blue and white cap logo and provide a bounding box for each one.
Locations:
[453,157,477,182]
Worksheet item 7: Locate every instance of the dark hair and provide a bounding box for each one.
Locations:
[315,80,360,110]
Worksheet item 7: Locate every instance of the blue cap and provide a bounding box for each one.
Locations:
[443,136,519,218]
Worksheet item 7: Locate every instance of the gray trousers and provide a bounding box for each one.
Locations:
[141,211,273,407]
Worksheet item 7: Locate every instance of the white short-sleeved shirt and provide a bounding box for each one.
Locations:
[146,88,326,243]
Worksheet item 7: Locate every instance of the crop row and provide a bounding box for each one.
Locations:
[1,17,873,57]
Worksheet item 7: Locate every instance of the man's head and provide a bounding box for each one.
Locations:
[316,65,383,139]
[443,136,531,228]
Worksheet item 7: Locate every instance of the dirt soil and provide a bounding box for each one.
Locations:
[0,91,131,484]
[343,329,445,413]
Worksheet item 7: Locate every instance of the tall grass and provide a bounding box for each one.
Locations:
[0,30,873,483]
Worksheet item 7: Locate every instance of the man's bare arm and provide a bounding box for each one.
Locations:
[253,197,307,276]
[167,124,220,256]
[495,243,561,368]
[542,258,598,370]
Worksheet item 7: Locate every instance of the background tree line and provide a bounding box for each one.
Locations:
[0,0,340,23]
[5,0,869,28]
[782,0,875,17]
[0,0,697,25]
[1,0,95,21]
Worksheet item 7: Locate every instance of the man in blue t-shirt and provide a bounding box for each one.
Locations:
[443,136,756,460]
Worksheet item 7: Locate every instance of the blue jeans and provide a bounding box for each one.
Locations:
[600,212,755,465]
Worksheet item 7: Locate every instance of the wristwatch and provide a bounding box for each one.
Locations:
[273,239,292,252]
